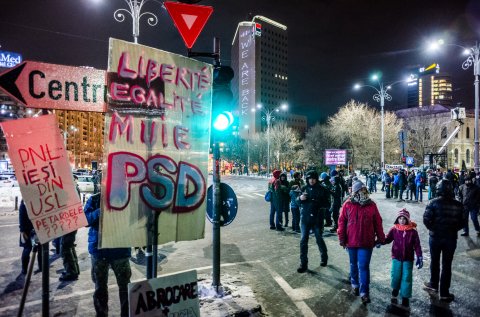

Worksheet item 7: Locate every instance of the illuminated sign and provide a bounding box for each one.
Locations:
[0,50,22,68]
[325,149,347,165]
[255,23,262,36]
[419,63,439,74]
[238,23,256,119]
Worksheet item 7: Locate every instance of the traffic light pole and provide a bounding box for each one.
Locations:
[189,37,222,291]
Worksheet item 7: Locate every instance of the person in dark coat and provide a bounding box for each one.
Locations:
[384,209,423,308]
[329,170,343,233]
[456,177,480,237]
[277,173,291,228]
[268,170,283,230]
[428,171,439,200]
[19,200,42,274]
[423,180,465,302]
[296,171,330,273]
[407,171,416,201]
[398,169,408,201]
[385,172,392,199]
[85,193,132,317]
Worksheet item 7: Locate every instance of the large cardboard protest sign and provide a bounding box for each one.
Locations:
[128,270,199,317]
[100,38,211,248]
[0,115,87,243]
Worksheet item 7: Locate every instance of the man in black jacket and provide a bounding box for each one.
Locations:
[423,180,465,302]
[457,177,480,236]
[297,171,330,273]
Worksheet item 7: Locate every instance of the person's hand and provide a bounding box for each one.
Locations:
[416,256,423,269]
[375,243,381,249]
[300,193,307,201]
[339,242,346,249]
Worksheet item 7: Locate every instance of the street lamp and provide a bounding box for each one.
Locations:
[428,39,480,172]
[253,103,288,176]
[354,74,404,168]
[113,0,160,44]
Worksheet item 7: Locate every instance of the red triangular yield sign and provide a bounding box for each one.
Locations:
[164,1,213,49]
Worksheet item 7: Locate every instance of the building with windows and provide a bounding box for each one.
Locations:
[407,63,453,108]
[231,16,307,137]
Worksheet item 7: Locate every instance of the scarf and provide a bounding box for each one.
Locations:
[394,221,417,232]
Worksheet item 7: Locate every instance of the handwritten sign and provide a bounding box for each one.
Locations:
[99,38,211,248]
[128,270,200,317]
[325,149,347,165]
[0,115,87,243]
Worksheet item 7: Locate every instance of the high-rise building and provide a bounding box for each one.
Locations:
[407,63,453,108]
[231,16,306,137]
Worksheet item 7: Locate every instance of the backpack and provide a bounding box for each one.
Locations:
[265,190,272,202]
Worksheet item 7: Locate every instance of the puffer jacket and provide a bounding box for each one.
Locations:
[297,181,330,227]
[337,198,385,248]
[457,183,480,210]
[84,193,131,259]
[385,223,422,262]
[423,196,464,239]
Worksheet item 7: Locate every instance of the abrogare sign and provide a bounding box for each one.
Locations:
[0,50,22,68]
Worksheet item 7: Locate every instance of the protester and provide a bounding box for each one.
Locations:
[415,171,423,202]
[385,171,392,199]
[329,170,343,233]
[277,173,290,228]
[392,170,399,199]
[456,176,480,237]
[268,170,283,231]
[423,180,464,302]
[289,185,302,233]
[19,200,42,274]
[428,171,439,200]
[320,172,333,227]
[338,180,385,305]
[384,209,423,308]
[85,193,132,317]
[296,170,330,273]
[407,170,416,201]
[398,169,407,201]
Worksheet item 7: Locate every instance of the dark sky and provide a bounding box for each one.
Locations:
[0,0,479,125]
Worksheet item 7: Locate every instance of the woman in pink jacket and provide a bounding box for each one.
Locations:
[338,180,385,305]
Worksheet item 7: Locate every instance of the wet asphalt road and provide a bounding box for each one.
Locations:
[0,175,479,316]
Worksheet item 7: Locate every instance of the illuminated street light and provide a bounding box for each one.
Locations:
[354,75,406,167]
[428,39,480,172]
[252,103,288,175]
[113,0,161,44]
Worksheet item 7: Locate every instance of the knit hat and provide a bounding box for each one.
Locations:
[320,172,328,180]
[352,180,365,193]
[272,170,281,179]
[330,170,338,177]
[394,208,410,224]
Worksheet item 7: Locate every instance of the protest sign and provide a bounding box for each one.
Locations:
[325,149,347,165]
[100,38,211,248]
[0,114,87,243]
[128,270,200,317]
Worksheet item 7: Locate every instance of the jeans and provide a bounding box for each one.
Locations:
[299,212,328,266]
[347,248,373,296]
[464,209,480,234]
[385,185,391,198]
[409,187,417,200]
[416,185,423,201]
[399,188,405,200]
[391,259,413,298]
[91,256,132,317]
[393,185,399,199]
[291,207,300,231]
[269,201,282,228]
[429,236,457,297]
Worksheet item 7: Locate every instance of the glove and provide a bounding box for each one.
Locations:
[416,256,423,269]
[375,243,381,249]
[339,242,346,249]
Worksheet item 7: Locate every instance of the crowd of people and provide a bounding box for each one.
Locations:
[266,167,473,308]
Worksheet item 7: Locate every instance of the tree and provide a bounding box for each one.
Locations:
[297,123,336,168]
[269,123,300,171]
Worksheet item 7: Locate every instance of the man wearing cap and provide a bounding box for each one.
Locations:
[338,180,385,305]
[423,180,464,302]
[296,170,330,272]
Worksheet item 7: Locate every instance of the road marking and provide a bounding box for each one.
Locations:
[0,256,18,263]
[452,270,479,284]
[0,223,17,228]
[259,262,317,317]
[253,193,264,197]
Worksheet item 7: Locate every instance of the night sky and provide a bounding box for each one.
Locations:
[0,0,478,126]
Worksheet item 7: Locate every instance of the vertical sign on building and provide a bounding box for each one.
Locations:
[238,23,256,130]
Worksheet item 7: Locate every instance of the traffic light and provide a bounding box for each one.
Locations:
[212,65,234,139]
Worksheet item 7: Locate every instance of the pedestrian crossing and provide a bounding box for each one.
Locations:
[235,192,265,199]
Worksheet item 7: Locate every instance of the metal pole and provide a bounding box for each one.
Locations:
[41,243,49,317]
[381,93,385,168]
[474,45,479,173]
[152,212,159,278]
[247,133,250,176]
[267,115,271,176]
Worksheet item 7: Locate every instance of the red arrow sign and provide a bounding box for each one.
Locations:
[164,1,213,49]
[0,61,106,112]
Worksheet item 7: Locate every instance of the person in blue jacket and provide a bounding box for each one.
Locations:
[84,193,132,317]
[415,172,423,202]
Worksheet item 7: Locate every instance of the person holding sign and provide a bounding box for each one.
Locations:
[84,193,132,317]
[19,200,42,274]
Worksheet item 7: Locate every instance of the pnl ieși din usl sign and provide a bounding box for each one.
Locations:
[0,50,22,68]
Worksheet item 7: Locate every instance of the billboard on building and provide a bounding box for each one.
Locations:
[325,149,347,165]
[0,50,22,68]
[238,23,256,129]
[101,38,212,248]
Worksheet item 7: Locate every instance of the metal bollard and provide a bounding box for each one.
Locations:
[15,196,18,211]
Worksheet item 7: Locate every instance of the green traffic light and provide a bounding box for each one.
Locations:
[213,111,234,131]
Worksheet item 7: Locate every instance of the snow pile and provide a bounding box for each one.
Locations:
[198,273,263,317]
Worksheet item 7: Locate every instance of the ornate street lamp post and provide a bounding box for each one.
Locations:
[113,0,160,43]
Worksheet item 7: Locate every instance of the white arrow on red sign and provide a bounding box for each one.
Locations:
[164,1,213,49]
[0,61,106,112]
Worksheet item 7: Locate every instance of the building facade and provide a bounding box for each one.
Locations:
[407,63,453,108]
[231,16,306,137]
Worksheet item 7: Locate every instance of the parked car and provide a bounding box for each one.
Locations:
[73,168,91,176]
[76,175,94,192]
[0,174,18,187]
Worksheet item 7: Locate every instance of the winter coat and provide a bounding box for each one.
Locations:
[398,172,407,190]
[19,200,34,247]
[297,181,330,227]
[290,189,301,209]
[407,173,416,190]
[273,174,290,211]
[385,174,392,185]
[84,193,131,259]
[385,224,422,262]
[429,175,439,188]
[457,183,480,210]
[337,198,385,248]
[423,196,465,239]
[331,176,343,209]
[415,173,422,187]
[393,174,399,186]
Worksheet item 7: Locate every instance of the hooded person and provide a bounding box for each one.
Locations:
[456,176,480,237]
[329,170,343,232]
[384,209,423,307]
[296,170,330,273]
[268,170,285,231]
[337,180,385,305]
